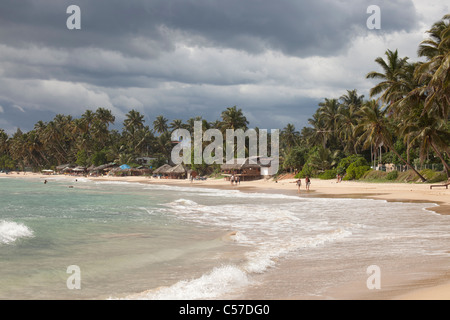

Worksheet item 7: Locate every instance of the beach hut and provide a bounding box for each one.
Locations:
[167,164,187,179]
[91,163,118,175]
[153,164,173,178]
[42,169,54,175]
[153,164,172,174]
[220,157,262,181]
[56,164,75,174]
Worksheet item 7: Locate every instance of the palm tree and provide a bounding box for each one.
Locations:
[123,110,145,156]
[0,129,8,155]
[366,49,411,105]
[356,100,427,182]
[153,115,169,135]
[317,98,341,148]
[307,111,327,148]
[169,119,184,132]
[220,106,249,132]
[123,110,145,135]
[307,146,339,173]
[401,106,450,178]
[338,90,365,154]
[415,14,450,119]
[281,123,300,152]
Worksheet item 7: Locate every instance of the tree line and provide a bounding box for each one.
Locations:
[1,15,449,181]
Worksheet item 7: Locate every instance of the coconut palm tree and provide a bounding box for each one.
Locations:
[401,105,450,178]
[356,100,427,182]
[307,110,327,148]
[169,119,184,132]
[0,129,8,155]
[366,49,412,105]
[317,98,341,148]
[415,14,450,119]
[153,115,169,135]
[220,106,249,132]
[123,109,145,156]
[280,123,300,152]
[338,90,365,154]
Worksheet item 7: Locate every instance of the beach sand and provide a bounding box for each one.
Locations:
[1,171,449,300]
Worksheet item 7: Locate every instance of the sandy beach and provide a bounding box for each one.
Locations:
[1,171,449,300]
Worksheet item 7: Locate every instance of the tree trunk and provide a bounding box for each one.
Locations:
[390,147,427,182]
[430,141,450,179]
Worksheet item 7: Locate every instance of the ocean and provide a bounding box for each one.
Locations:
[0,176,449,300]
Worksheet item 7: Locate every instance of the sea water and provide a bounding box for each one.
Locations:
[0,177,449,299]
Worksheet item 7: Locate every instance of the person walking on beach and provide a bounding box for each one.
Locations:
[231,174,235,185]
[305,176,311,191]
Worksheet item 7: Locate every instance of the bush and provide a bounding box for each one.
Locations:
[420,169,448,183]
[319,168,337,180]
[397,170,421,182]
[344,163,370,180]
[337,155,368,176]
[386,170,399,181]
[361,170,387,180]
[298,164,314,178]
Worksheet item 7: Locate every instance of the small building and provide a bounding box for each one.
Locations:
[220,158,261,181]
[221,156,277,181]
[167,164,187,179]
[153,164,173,178]
[90,163,118,175]
[153,164,187,179]
[56,164,76,174]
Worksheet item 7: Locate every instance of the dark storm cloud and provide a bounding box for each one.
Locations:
[0,0,423,133]
[0,0,419,58]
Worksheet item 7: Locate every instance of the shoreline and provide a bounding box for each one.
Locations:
[1,171,449,300]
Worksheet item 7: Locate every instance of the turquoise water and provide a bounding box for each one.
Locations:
[0,178,237,299]
[1,177,449,300]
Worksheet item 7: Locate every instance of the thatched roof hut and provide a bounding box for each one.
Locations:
[167,164,186,174]
[220,158,260,171]
[56,164,75,172]
[220,157,262,181]
[92,163,117,172]
[153,164,173,174]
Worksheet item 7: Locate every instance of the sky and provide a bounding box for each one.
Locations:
[0,0,448,135]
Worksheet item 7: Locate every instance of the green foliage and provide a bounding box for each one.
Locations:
[76,150,88,167]
[0,155,16,170]
[344,163,370,180]
[386,170,399,180]
[283,146,306,170]
[298,164,314,178]
[319,168,337,180]
[91,150,107,167]
[361,170,387,180]
[337,155,368,176]
[420,169,448,183]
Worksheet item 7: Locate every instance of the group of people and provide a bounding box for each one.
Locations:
[230,174,240,185]
[294,176,311,193]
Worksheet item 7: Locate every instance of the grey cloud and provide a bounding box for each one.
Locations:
[0,0,419,58]
[0,0,425,134]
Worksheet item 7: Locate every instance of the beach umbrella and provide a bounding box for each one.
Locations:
[120,164,131,170]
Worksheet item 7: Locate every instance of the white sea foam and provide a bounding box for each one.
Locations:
[124,197,360,300]
[127,265,249,300]
[0,220,33,245]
